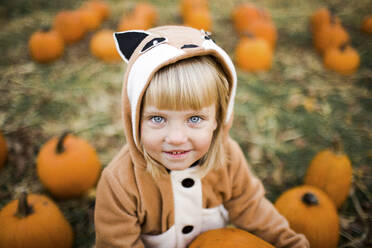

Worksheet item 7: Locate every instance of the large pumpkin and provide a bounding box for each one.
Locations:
[0,192,73,248]
[0,131,7,170]
[28,28,65,63]
[235,34,273,71]
[304,141,353,208]
[188,227,274,248]
[275,185,339,248]
[36,132,101,199]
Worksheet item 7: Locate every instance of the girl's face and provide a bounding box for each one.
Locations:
[140,104,217,171]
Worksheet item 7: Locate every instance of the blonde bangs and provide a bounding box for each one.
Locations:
[144,56,226,111]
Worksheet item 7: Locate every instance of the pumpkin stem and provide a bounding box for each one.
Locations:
[41,25,51,32]
[302,192,319,206]
[339,43,348,52]
[331,137,343,155]
[15,192,34,218]
[56,131,70,154]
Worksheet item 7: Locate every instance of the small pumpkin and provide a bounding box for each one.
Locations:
[77,7,102,31]
[232,3,270,34]
[188,227,274,248]
[82,0,110,21]
[235,34,273,72]
[184,8,212,31]
[0,192,74,248]
[133,2,158,28]
[361,15,372,34]
[36,132,101,199]
[0,131,7,170]
[243,18,277,49]
[53,10,86,44]
[323,44,360,75]
[90,29,121,62]
[28,28,64,63]
[304,140,353,207]
[275,185,339,248]
[180,0,208,19]
[313,17,349,54]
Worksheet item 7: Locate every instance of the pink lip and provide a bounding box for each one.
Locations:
[163,150,190,159]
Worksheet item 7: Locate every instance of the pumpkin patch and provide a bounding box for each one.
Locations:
[3,0,370,246]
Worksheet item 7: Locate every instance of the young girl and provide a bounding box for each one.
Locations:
[94,25,309,248]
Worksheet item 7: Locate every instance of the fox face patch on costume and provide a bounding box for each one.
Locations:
[113,25,237,149]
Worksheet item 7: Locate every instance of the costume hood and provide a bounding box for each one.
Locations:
[114,25,237,169]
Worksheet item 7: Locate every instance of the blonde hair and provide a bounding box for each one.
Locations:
[140,55,230,178]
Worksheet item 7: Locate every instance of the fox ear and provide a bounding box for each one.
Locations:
[114,30,150,63]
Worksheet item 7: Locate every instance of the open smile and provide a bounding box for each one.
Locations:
[164,150,191,159]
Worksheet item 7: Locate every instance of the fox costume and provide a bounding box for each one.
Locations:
[94,25,309,248]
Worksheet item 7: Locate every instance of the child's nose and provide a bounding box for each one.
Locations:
[165,125,187,145]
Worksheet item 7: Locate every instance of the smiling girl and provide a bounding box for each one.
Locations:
[94,26,309,248]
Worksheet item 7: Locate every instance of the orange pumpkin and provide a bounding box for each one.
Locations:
[77,7,102,31]
[133,2,158,28]
[180,0,208,19]
[313,17,349,54]
[304,140,353,208]
[323,44,360,75]
[310,7,330,33]
[361,15,372,34]
[0,131,7,170]
[53,10,86,44]
[188,227,274,248]
[275,186,339,248]
[117,15,150,32]
[235,35,273,72]
[28,28,64,63]
[243,18,277,49]
[232,3,270,34]
[36,132,101,199]
[0,192,73,248]
[82,0,110,21]
[184,8,212,31]
[90,29,121,62]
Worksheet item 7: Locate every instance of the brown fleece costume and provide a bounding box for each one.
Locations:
[94,26,309,248]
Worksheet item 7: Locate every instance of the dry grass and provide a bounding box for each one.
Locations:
[0,0,371,247]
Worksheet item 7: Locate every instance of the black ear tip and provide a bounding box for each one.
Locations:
[114,31,150,62]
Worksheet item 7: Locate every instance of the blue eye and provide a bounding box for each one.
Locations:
[151,116,164,123]
[189,116,202,123]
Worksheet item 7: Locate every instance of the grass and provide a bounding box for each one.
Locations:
[0,0,371,247]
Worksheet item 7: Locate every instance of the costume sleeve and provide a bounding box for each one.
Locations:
[95,168,144,248]
[224,139,309,248]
